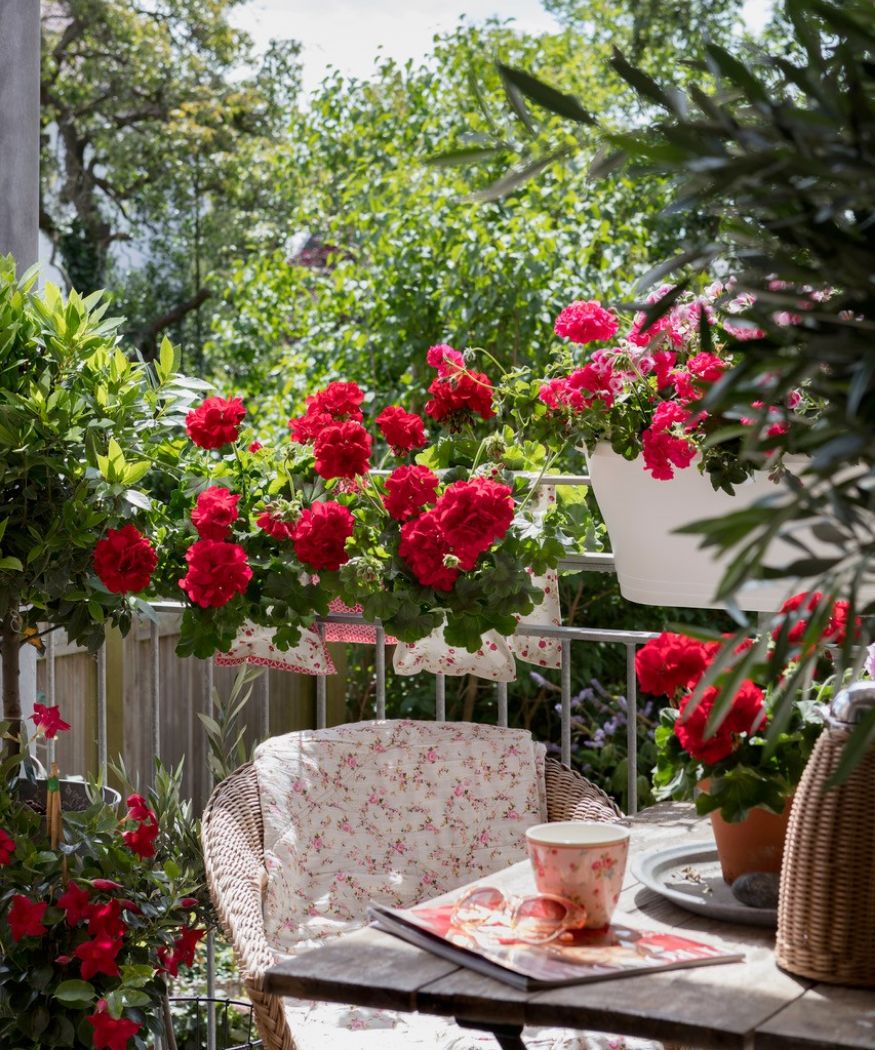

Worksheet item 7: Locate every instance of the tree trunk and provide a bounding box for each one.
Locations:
[2,614,22,756]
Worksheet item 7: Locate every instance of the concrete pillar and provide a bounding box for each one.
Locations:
[0,0,40,270]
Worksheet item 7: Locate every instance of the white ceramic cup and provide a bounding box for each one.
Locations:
[525,821,631,929]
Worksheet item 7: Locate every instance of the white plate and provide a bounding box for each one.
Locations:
[632,842,777,927]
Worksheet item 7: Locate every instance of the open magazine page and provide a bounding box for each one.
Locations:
[369,896,743,990]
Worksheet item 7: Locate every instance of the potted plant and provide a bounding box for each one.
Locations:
[640,591,853,883]
[536,287,837,610]
[0,707,208,1050]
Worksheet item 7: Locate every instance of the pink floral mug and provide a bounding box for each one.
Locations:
[525,821,630,929]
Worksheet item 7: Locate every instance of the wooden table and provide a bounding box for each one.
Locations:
[265,803,875,1050]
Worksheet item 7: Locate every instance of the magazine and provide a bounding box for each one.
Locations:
[368,895,744,991]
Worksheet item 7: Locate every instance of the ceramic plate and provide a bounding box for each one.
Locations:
[632,842,777,927]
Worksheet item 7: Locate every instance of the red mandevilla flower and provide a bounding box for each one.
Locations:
[75,935,123,980]
[675,681,766,765]
[7,896,48,941]
[57,882,91,926]
[87,999,141,1050]
[433,478,514,570]
[30,702,71,740]
[376,405,427,456]
[91,879,123,892]
[185,396,246,449]
[313,420,372,479]
[0,827,14,866]
[191,486,240,541]
[383,465,440,522]
[398,511,459,592]
[88,898,126,940]
[122,793,160,859]
[93,524,157,594]
[179,540,252,608]
[635,633,714,700]
[554,299,619,345]
[292,501,354,571]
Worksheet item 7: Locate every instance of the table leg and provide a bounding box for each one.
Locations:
[455,1018,527,1050]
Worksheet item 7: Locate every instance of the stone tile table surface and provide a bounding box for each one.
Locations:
[265,802,875,1050]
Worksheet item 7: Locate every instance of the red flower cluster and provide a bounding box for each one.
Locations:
[539,358,618,413]
[292,501,354,571]
[122,793,160,858]
[7,895,47,941]
[191,486,240,540]
[314,420,372,479]
[0,827,14,865]
[398,478,514,590]
[635,633,715,700]
[93,524,157,594]
[675,681,766,764]
[87,999,141,1050]
[179,539,252,607]
[289,381,364,443]
[30,702,71,740]
[641,401,698,480]
[256,509,297,541]
[424,346,494,426]
[376,405,427,456]
[157,925,206,977]
[186,396,246,449]
[553,300,619,345]
[772,591,857,646]
[383,465,439,521]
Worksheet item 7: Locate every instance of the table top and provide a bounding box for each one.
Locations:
[265,802,875,1050]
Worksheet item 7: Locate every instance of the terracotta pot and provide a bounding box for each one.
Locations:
[709,799,794,885]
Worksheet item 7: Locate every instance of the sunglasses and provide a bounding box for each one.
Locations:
[449,886,587,945]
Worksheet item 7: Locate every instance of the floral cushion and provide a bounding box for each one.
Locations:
[215,622,336,675]
[392,626,516,682]
[254,719,546,954]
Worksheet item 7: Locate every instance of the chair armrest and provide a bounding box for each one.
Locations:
[201,762,275,982]
[544,756,624,822]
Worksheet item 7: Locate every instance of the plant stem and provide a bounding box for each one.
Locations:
[2,613,21,757]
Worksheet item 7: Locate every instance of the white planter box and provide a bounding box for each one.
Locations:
[586,444,827,612]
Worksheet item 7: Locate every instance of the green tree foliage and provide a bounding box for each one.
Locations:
[40,0,300,361]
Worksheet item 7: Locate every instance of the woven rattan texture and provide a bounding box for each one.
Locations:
[776,727,875,987]
[202,750,622,1050]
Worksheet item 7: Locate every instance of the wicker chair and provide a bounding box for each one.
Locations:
[202,750,622,1050]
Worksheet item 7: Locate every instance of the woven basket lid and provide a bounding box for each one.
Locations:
[829,680,875,727]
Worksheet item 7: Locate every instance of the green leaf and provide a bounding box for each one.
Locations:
[54,979,96,1004]
[496,63,597,126]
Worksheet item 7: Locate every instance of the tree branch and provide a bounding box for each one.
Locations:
[136,288,212,359]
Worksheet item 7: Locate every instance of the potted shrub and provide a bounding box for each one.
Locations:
[641,591,854,883]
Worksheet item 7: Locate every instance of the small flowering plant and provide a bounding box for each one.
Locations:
[538,285,817,492]
[640,591,853,822]
[0,710,207,1050]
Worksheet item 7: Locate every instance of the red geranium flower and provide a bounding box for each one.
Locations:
[376,405,427,456]
[773,592,859,647]
[433,478,514,570]
[539,359,617,413]
[635,632,713,700]
[93,524,157,593]
[426,344,465,375]
[292,502,354,571]
[7,896,48,941]
[399,511,459,592]
[313,420,372,479]
[554,299,619,344]
[87,999,141,1050]
[30,702,71,739]
[248,440,264,452]
[256,510,297,541]
[191,486,240,541]
[425,368,495,427]
[288,382,364,443]
[57,882,91,926]
[675,681,766,765]
[0,827,14,866]
[383,465,440,522]
[185,396,246,449]
[179,540,252,608]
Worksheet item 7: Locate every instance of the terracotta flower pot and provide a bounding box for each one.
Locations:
[709,799,794,885]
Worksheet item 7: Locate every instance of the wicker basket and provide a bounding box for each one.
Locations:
[776,683,875,987]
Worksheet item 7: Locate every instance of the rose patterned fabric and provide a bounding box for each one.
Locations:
[255,719,663,1050]
[215,622,336,675]
[393,626,517,682]
[324,598,397,645]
